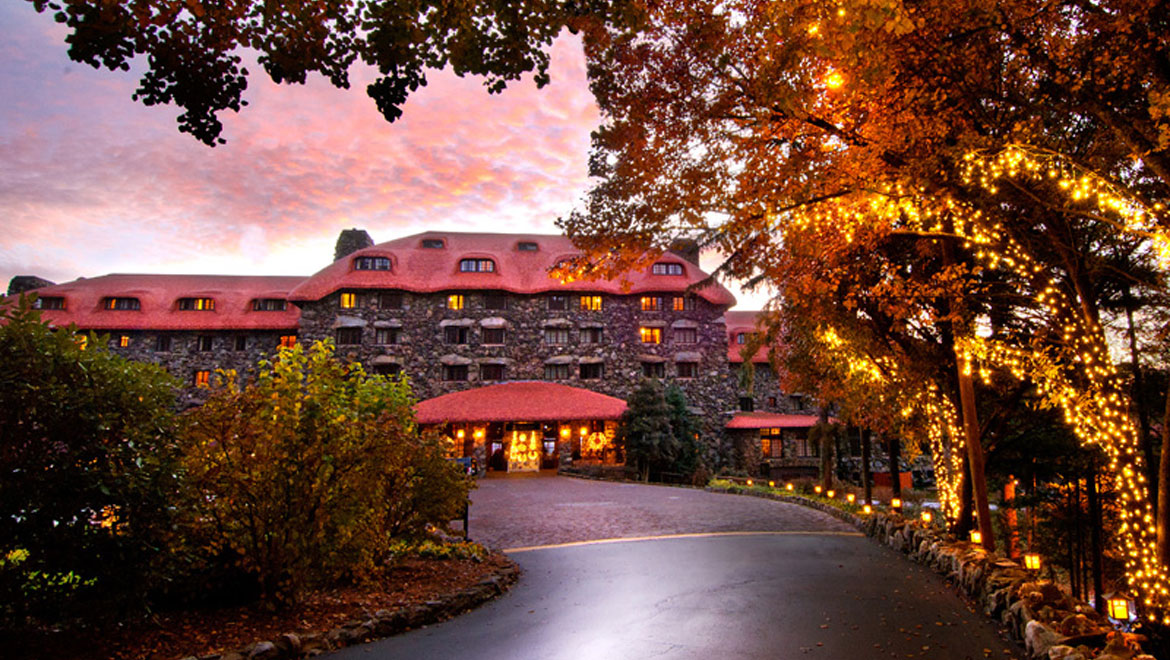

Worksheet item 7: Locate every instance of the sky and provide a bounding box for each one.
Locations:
[0,2,770,310]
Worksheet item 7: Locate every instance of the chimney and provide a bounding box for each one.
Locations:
[668,238,700,265]
[7,275,56,296]
[334,229,374,262]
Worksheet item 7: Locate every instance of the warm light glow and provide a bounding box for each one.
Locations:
[447,294,464,310]
[862,504,872,514]
[786,483,794,491]
[639,327,662,344]
[768,480,775,487]
[921,511,932,524]
[846,493,856,504]
[814,485,823,494]
[826,490,835,498]
[970,530,983,545]
[474,428,484,439]
[580,426,588,436]
[1024,553,1041,571]
[1108,594,1132,620]
[560,427,570,438]
[119,335,129,348]
[340,292,357,309]
[746,479,753,486]
[456,429,465,439]
[891,498,902,509]
[824,70,844,90]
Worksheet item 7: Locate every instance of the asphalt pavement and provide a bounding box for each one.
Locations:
[332,483,1024,660]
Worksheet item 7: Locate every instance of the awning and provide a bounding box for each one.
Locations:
[415,381,628,424]
[725,412,830,430]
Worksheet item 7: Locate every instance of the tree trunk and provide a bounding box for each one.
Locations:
[1159,387,1170,565]
[819,407,833,491]
[1087,461,1105,614]
[1123,288,1156,506]
[957,357,994,550]
[956,453,974,537]
[888,434,902,500]
[861,429,873,504]
[1004,477,1018,559]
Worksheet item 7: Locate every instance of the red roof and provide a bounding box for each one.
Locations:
[725,412,828,430]
[415,381,628,424]
[13,274,305,331]
[288,231,737,307]
[725,310,771,363]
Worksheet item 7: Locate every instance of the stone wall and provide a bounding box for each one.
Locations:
[295,289,735,425]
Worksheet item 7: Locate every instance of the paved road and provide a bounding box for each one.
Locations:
[334,475,1021,659]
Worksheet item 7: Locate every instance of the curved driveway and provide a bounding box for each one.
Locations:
[334,475,1021,659]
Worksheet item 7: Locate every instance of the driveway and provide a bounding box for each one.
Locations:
[467,473,855,549]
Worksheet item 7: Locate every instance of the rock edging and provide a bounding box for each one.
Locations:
[706,485,1153,660]
[181,558,520,660]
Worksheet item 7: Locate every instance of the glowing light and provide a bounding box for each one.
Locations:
[786,483,794,491]
[862,504,872,515]
[970,530,983,545]
[921,511,932,524]
[826,490,835,498]
[1024,553,1041,571]
[814,485,823,494]
[846,493,856,504]
[825,70,845,90]
[1107,593,1132,620]
[891,498,902,510]
[768,480,775,487]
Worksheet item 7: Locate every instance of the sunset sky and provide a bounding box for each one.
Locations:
[0,3,769,309]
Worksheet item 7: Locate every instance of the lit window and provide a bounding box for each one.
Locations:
[103,297,140,310]
[336,327,362,345]
[483,293,507,310]
[76,334,88,351]
[548,294,568,311]
[448,294,465,310]
[480,364,505,381]
[279,335,297,348]
[459,258,495,273]
[675,328,697,344]
[581,328,603,344]
[580,295,602,311]
[379,292,403,309]
[375,327,399,345]
[119,335,130,348]
[421,238,445,249]
[443,364,469,381]
[178,297,215,311]
[155,335,172,352]
[517,241,539,252]
[544,328,569,345]
[194,370,211,388]
[641,362,665,378]
[677,362,698,378]
[353,256,391,271]
[339,292,359,309]
[544,363,570,379]
[483,328,506,345]
[672,296,694,311]
[197,336,213,352]
[235,336,248,351]
[444,326,469,344]
[761,437,773,457]
[640,327,662,344]
[252,298,287,311]
[651,262,684,275]
[640,296,663,311]
[579,363,604,379]
[33,296,65,310]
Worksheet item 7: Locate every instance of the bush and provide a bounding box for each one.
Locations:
[0,296,181,626]
[180,340,471,605]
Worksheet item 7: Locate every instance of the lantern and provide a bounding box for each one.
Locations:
[474,428,484,439]
[970,530,983,545]
[580,426,588,436]
[1106,592,1132,621]
[560,427,570,439]
[846,493,856,504]
[814,485,823,495]
[862,504,872,514]
[827,490,836,498]
[456,429,465,439]
[921,510,932,524]
[1023,552,1041,571]
[891,498,902,510]
[746,479,753,486]
[768,480,775,488]
[785,483,794,491]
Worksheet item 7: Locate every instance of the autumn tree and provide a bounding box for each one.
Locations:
[180,340,470,605]
[27,0,640,145]
[560,0,1170,621]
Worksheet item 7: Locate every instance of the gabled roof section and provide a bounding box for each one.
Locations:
[11,274,305,331]
[415,381,628,424]
[725,310,771,363]
[288,231,737,307]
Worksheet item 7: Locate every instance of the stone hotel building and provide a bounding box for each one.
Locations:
[12,230,826,475]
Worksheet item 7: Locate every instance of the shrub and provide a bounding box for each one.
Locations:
[0,296,181,626]
[180,340,471,605]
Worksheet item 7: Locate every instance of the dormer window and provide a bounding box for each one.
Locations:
[459,258,495,273]
[252,298,287,311]
[421,238,445,249]
[178,297,215,311]
[354,256,391,271]
[103,297,140,311]
[735,332,747,344]
[517,241,539,252]
[651,262,685,275]
[32,296,65,310]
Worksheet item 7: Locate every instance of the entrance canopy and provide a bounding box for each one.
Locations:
[415,381,628,424]
[725,412,829,430]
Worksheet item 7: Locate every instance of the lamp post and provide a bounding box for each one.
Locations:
[1105,592,1133,622]
[970,530,983,545]
[891,497,902,512]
